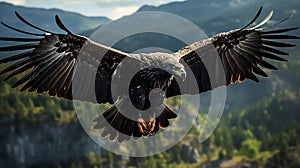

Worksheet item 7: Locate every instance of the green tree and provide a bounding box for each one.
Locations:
[239,139,262,158]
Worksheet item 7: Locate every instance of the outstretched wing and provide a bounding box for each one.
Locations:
[0,12,130,104]
[167,7,299,97]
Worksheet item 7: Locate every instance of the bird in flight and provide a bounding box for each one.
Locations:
[0,7,298,142]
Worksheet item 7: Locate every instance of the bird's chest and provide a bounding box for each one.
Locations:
[128,71,172,110]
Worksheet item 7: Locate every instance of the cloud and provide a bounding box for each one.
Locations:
[3,0,26,6]
[2,0,185,20]
[96,0,184,7]
[80,0,185,19]
[229,0,254,7]
[229,0,251,7]
[109,5,140,19]
[95,0,185,19]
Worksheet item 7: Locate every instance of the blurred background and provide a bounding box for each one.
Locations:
[0,0,300,167]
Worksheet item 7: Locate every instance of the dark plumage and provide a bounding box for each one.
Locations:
[0,8,299,142]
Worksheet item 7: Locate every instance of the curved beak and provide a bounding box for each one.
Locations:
[177,69,186,81]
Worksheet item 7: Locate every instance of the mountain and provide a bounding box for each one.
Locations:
[138,0,300,37]
[138,0,230,22]
[0,2,111,35]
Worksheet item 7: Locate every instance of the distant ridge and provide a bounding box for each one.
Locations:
[0,2,111,34]
[137,0,300,36]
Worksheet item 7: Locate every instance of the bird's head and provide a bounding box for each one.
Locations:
[157,53,186,81]
[170,62,186,81]
[132,52,186,81]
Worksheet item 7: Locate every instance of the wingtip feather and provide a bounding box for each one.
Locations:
[15,11,21,18]
[239,6,263,30]
[55,15,72,34]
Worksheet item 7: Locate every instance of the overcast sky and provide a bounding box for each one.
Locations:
[2,0,185,20]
